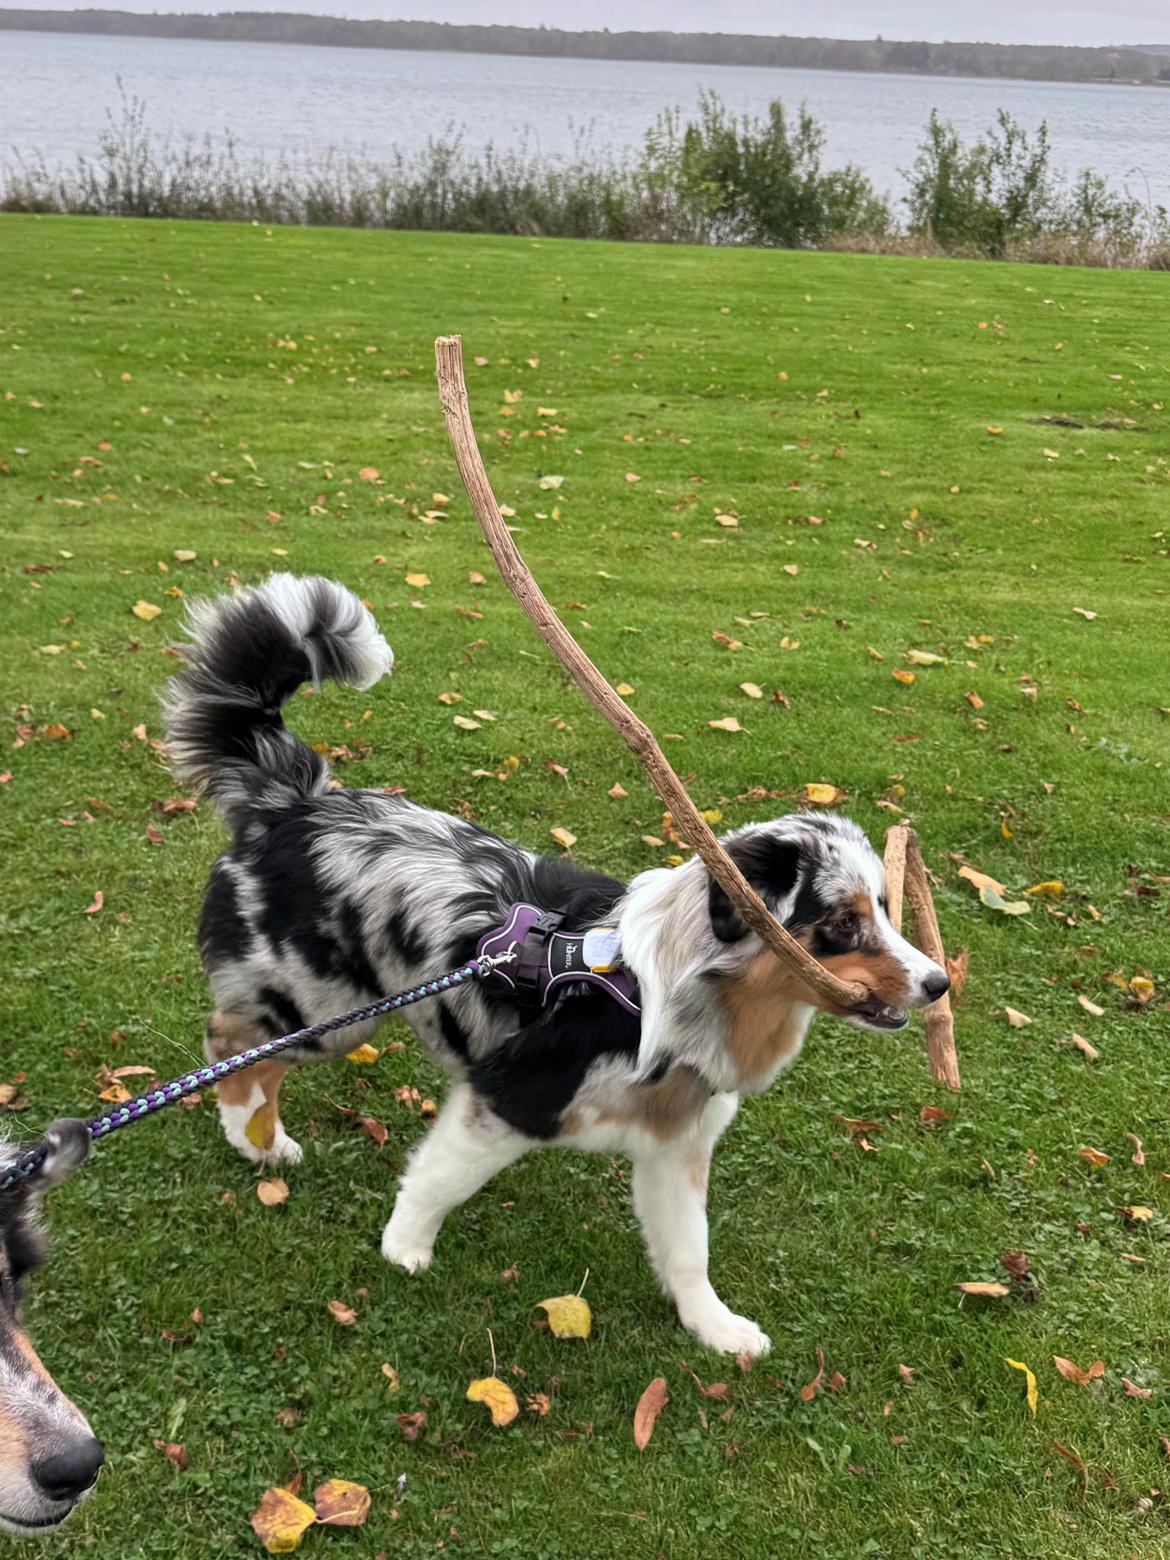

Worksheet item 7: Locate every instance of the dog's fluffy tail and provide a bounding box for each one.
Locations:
[163,574,393,832]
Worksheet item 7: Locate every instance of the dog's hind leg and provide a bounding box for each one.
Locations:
[205,1012,303,1167]
[381,1084,527,1272]
[631,1092,770,1358]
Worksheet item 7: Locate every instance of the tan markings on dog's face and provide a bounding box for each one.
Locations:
[814,951,914,1013]
[720,952,816,1086]
[850,892,874,919]
[0,1396,30,1483]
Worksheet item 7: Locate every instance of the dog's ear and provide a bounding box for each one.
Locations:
[32,1120,90,1190]
[708,835,801,943]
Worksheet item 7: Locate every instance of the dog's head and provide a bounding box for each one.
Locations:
[0,1120,103,1536]
[707,815,949,1029]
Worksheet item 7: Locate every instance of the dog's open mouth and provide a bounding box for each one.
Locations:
[850,993,908,1031]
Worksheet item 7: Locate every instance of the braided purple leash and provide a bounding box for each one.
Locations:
[0,952,513,1195]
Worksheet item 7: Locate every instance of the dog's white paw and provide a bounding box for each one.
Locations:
[684,1306,771,1359]
[380,1224,434,1273]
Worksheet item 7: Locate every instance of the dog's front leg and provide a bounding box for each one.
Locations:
[631,1095,770,1358]
[381,1084,528,1272]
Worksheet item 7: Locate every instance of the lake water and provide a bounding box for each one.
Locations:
[4,28,1170,210]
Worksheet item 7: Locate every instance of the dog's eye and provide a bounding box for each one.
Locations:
[832,911,858,938]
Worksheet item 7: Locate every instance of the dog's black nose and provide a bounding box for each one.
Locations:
[32,1437,104,1502]
[923,970,950,1002]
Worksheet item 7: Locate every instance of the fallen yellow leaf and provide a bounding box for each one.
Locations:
[1004,1358,1038,1417]
[1079,1146,1110,1168]
[549,826,576,850]
[1025,880,1063,897]
[345,1043,379,1064]
[404,572,430,588]
[804,783,843,806]
[466,1376,519,1427]
[537,1295,592,1339]
[740,682,764,699]
[256,1178,289,1207]
[956,1281,1010,1298]
[1117,1204,1153,1223]
[132,600,162,622]
[615,682,635,696]
[708,716,743,733]
[250,1487,318,1554]
[245,1102,277,1152]
[892,668,915,685]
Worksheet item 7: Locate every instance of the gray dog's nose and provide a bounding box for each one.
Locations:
[923,970,950,1002]
[31,1437,104,1502]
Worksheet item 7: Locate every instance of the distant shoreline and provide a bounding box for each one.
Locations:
[3,10,1169,87]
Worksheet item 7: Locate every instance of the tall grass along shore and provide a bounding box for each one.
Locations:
[3,91,1168,268]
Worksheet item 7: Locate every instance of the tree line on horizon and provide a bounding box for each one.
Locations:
[2,9,1169,84]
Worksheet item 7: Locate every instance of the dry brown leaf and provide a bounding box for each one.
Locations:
[608,783,628,799]
[313,1480,370,1528]
[395,1411,427,1440]
[708,717,743,733]
[958,864,1006,897]
[799,1347,826,1403]
[955,1281,1010,1298]
[740,682,764,699]
[1079,1146,1110,1168]
[1077,995,1105,1017]
[680,1362,729,1400]
[1116,1204,1153,1223]
[918,1105,952,1126]
[257,1178,289,1207]
[945,947,969,1004]
[1004,1006,1032,1029]
[327,1299,357,1326]
[84,890,104,916]
[1052,1356,1104,1386]
[1122,1378,1152,1399]
[526,1392,551,1416]
[1065,1032,1100,1062]
[1000,1250,1029,1278]
[153,1439,189,1469]
[633,1377,668,1450]
[1126,1132,1145,1167]
[898,1364,914,1385]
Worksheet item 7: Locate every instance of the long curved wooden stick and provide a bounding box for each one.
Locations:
[884,823,961,1090]
[434,334,867,1014]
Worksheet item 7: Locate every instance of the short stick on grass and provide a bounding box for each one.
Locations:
[434,333,867,1015]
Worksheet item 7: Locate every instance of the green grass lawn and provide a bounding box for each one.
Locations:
[1,215,1168,1560]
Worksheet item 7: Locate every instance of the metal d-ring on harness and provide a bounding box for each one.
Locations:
[0,951,516,1196]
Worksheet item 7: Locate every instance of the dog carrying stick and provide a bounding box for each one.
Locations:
[884,824,961,1090]
[435,334,866,1016]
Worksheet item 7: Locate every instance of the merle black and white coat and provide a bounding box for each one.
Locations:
[164,576,947,1357]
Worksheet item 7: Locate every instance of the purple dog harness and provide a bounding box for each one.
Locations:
[476,902,641,1016]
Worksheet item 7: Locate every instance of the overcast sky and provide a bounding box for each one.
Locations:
[17,0,1170,46]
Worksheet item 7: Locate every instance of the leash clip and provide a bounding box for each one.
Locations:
[476,948,519,975]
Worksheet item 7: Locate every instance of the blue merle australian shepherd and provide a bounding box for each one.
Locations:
[0,1123,104,1534]
[164,575,948,1357]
